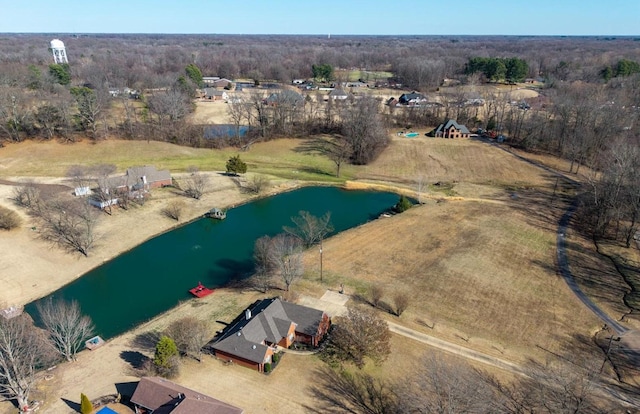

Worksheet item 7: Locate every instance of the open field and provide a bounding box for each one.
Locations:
[0,135,638,412]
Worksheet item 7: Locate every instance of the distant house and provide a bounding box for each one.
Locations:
[386,97,399,107]
[204,88,229,101]
[265,90,304,106]
[328,88,349,100]
[398,92,428,106]
[434,119,470,138]
[211,298,331,372]
[212,78,233,89]
[131,376,244,414]
[202,76,221,85]
[103,166,172,192]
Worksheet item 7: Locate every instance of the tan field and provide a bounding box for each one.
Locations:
[0,134,637,412]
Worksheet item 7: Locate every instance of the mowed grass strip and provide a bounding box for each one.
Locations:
[359,136,552,189]
[0,138,352,181]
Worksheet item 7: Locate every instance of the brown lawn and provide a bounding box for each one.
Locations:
[0,135,634,412]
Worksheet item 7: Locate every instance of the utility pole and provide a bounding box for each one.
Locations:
[319,238,323,283]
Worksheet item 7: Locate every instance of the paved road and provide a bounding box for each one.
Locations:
[557,202,629,335]
[487,140,630,336]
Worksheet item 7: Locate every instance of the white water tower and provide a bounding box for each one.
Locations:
[50,39,68,64]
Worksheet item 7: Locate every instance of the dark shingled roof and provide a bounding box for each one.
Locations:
[435,119,470,134]
[131,376,243,414]
[213,298,325,362]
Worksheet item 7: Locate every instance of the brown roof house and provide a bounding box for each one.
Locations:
[434,119,470,138]
[104,166,172,192]
[211,298,331,372]
[131,376,243,414]
[90,166,172,209]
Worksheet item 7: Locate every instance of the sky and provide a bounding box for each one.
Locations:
[1,0,639,36]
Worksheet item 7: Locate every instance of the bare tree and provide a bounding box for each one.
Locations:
[397,355,497,414]
[183,167,208,200]
[92,164,118,215]
[245,174,270,194]
[0,315,53,411]
[283,210,333,248]
[392,292,410,316]
[36,298,95,362]
[268,234,304,291]
[341,96,390,165]
[161,200,185,221]
[12,180,40,209]
[308,367,399,414]
[164,317,210,361]
[36,197,99,256]
[0,205,21,230]
[324,307,391,369]
[252,235,275,293]
[369,285,384,308]
[66,165,92,192]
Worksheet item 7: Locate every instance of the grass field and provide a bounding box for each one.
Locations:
[1,133,637,411]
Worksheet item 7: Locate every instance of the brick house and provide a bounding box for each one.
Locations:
[131,376,243,414]
[434,119,471,138]
[211,298,331,372]
[103,166,172,193]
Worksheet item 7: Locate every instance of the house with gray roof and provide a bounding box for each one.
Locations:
[398,91,428,106]
[434,119,470,138]
[131,376,243,414]
[328,88,349,100]
[204,88,229,101]
[103,166,172,192]
[211,298,331,372]
[264,90,304,106]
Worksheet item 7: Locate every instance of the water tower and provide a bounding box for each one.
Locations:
[50,39,68,64]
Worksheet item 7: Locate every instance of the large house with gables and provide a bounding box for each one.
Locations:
[434,119,471,138]
[210,298,331,372]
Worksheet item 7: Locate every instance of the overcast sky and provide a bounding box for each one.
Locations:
[1,0,638,36]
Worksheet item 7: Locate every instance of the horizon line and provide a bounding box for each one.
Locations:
[1,32,639,38]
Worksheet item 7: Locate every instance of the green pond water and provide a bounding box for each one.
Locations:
[25,186,399,339]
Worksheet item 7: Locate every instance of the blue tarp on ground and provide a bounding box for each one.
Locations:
[96,407,118,414]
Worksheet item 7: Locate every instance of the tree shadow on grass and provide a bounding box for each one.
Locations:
[131,330,162,351]
[120,350,149,370]
[60,398,80,412]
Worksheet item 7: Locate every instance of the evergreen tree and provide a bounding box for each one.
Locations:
[153,335,178,372]
[48,63,71,85]
[185,63,204,87]
[80,393,92,414]
[226,155,247,175]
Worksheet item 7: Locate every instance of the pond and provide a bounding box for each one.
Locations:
[25,186,399,339]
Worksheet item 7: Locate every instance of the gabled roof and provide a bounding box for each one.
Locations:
[131,377,243,414]
[329,88,348,97]
[399,92,427,103]
[104,166,171,189]
[213,298,325,362]
[435,119,470,134]
[204,88,228,97]
[265,89,304,104]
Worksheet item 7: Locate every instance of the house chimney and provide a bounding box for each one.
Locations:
[245,309,251,320]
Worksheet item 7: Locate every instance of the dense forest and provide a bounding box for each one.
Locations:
[1,34,640,244]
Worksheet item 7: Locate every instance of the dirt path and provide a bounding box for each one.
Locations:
[299,291,526,376]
